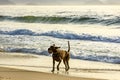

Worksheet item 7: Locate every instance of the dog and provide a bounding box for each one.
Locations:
[48,41,70,72]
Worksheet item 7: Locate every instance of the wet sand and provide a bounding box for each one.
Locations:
[0,67,99,80]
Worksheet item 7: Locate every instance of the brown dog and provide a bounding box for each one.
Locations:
[48,41,70,72]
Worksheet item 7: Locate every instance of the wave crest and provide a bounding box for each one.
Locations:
[0,29,120,43]
[1,15,120,25]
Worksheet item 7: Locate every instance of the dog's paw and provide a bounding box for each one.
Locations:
[57,67,59,71]
[51,70,54,72]
[65,68,69,72]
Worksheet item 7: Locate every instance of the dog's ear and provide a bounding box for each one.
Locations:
[52,44,60,49]
[55,47,60,49]
[53,44,55,47]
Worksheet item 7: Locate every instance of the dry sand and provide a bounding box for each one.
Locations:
[0,67,100,80]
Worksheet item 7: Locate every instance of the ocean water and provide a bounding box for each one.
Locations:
[0,5,120,64]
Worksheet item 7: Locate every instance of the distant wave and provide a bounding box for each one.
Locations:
[4,47,120,64]
[0,29,120,43]
[1,15,120,25]
[6,48,49,56]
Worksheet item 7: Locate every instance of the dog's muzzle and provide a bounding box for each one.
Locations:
[48,48,53,54]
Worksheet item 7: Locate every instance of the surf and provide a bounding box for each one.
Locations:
[0,29,120,43]
[0,15,120,25]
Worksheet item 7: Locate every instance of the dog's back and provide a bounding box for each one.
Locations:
[55,49,69,60]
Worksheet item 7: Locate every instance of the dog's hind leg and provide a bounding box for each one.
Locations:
[66,60,70,71]
[57,61,61,71]
[63,59,68,71]
[66,55,70,71]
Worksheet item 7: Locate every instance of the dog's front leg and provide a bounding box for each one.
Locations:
[57,60,61,71]
[51,59,55,72]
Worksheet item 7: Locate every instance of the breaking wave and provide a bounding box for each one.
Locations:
[0,15,120,25]
[3,47,120,64]
[0,29,120,43]
[71,53,120,64]
[5,48,49,56]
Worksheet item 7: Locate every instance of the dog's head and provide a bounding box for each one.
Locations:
[48,44,60,54]
[48,45,54,54]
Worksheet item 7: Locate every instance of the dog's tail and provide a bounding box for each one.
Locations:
[68,41,70,52]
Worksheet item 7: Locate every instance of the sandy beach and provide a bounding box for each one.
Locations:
[0,67,100,80]
[0,52,97,80]
[0,52,120,80]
